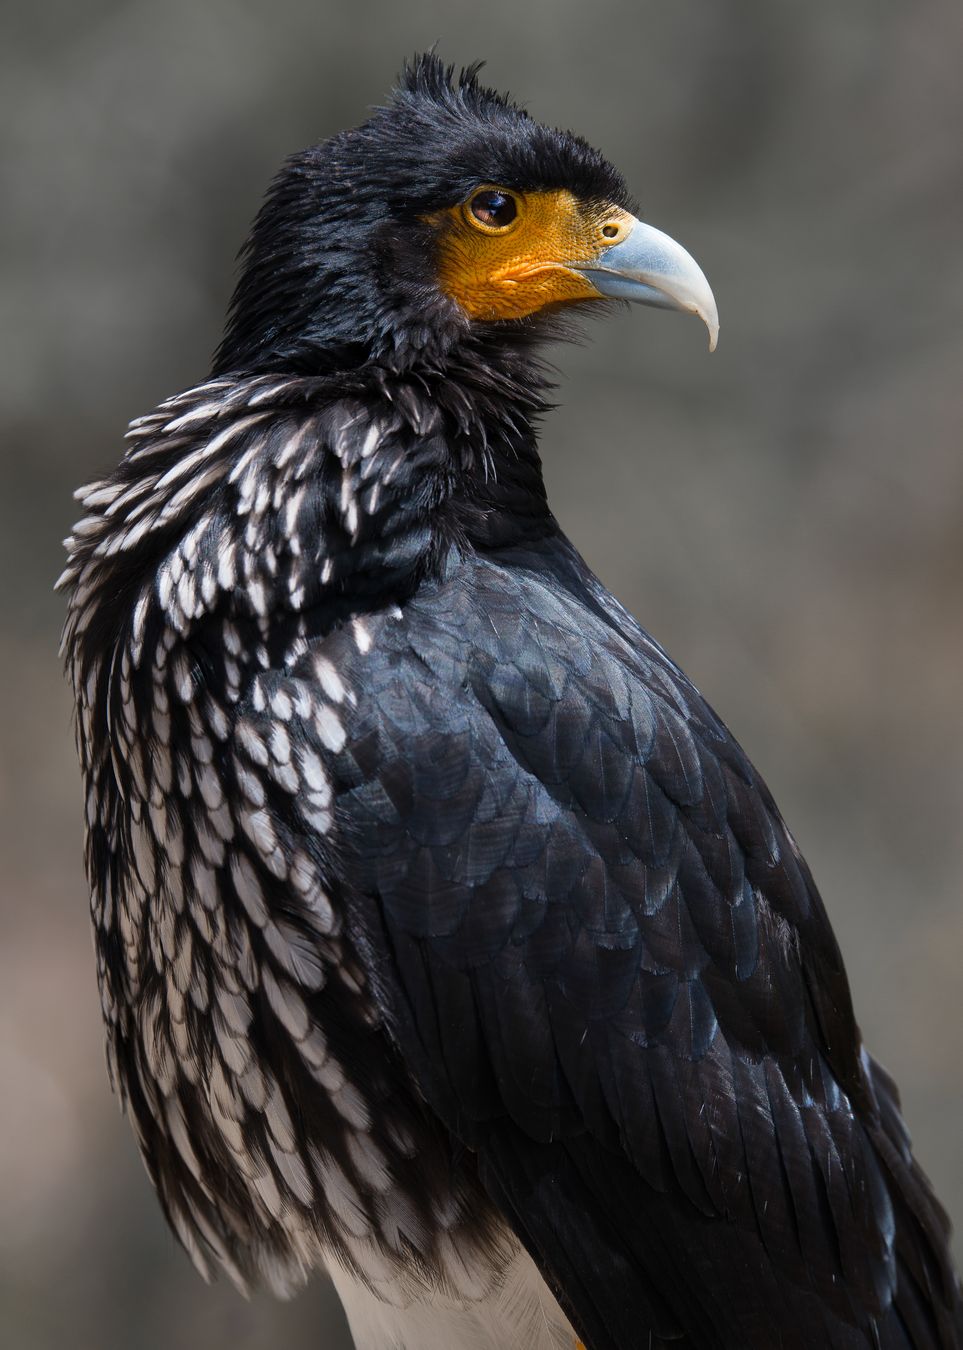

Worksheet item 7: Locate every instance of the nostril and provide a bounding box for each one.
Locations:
[602,224,620,239]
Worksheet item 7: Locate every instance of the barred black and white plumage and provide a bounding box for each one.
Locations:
[60,54,962,1350]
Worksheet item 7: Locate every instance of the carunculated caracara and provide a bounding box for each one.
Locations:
[60,53,962,1350]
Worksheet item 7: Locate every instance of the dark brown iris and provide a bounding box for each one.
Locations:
[468,189,517,228]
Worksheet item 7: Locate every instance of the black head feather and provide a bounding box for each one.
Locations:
[214,53,631,377]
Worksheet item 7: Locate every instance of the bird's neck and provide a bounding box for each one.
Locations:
[62,345,556,670]
[420,338,556,551]
[316,349,557,580]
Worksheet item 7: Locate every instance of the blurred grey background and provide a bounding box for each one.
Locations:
[2,1,961,1347]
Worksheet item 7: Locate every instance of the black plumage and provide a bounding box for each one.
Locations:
[60,54,962,1350]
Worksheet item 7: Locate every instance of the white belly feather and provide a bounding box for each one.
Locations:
[327,1229,579,1350]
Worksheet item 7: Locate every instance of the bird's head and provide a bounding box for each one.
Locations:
[215,53,718,376]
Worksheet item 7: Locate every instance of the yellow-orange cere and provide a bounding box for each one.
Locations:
[425,186,633,321]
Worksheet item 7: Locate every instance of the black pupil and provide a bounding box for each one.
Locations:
[471,190,516,227]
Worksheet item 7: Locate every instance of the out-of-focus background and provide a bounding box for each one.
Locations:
[2,1,962,1346]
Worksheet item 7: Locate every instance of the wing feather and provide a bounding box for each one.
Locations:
[323,546,961,1348]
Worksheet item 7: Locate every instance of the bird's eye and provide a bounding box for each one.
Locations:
[467,188,518,230]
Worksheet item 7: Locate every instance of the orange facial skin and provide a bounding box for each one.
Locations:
[425,187,633,321]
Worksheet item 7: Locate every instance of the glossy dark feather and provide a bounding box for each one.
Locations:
[317,540,960,1347]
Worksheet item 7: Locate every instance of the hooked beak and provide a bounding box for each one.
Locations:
[572,216,719,351]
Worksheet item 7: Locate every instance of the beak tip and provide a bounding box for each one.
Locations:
[696,299,719,353]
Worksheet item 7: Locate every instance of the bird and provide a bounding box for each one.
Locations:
[59,53,962,1350]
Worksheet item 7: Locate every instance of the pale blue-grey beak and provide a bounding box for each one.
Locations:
[574,217,719,351]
